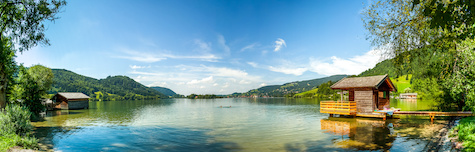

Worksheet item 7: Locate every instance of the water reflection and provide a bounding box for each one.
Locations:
[321,118,395,151]
[32,98,445,152]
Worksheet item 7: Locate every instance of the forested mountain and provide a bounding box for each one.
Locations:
[49,69,169,100]
[151,87,177,97]
[231,75,348,97]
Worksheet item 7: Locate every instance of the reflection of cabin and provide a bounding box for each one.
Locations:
[399,93,417,99]
[320,75,397,118]
[320,118,394,151]
[53,92,90,110]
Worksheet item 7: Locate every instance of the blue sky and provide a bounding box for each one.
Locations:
[16,0,384,95]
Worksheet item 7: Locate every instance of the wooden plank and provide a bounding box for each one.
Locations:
[393,111,474,116]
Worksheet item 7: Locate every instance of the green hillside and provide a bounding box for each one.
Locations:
[232,75,348,97]
[390,74,412,93]
[151,86,177,97]
[50,69,169,101]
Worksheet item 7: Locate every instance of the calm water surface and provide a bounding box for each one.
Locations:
[33,98,445,151]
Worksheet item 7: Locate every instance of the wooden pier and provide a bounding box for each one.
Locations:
[320,100,474,122]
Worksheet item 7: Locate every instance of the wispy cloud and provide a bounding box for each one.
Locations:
[130,65,151,69]
[115,48,220,62]
[194,39,212,52]
[116,50,166,63]
[308,49,384,76]
[240,43,258,52]
[274,38,286,52]
[217,35,230,54]
[187,76,214,85]
[247,62,258,68]
[268,66,307,76]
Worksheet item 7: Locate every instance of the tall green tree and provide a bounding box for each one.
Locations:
[363,0,475,110]
[12,65,53,114]
[0,0,66,108]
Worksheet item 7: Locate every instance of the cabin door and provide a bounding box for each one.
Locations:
[373,92,378,111]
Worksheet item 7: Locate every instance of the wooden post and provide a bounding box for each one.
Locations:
[340,91,343,101]
[383,115,386,120]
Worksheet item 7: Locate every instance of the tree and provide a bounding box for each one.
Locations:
[0,0,66,108]
[12,65,53,114]
[362,0,475,110]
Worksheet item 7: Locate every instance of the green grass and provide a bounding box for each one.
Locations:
[452,116,475,151]
[0,134,38,151]
[294,88,318,98]
[390,74,412,93]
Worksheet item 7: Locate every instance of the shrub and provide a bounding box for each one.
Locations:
[452,117,475,151]
[0,104,33,136]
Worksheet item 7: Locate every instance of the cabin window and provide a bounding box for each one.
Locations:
[379,91,386,99]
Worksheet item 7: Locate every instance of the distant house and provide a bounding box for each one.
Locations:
[399,93,417,99]
[330,74,397,113]
[52,92,90,110]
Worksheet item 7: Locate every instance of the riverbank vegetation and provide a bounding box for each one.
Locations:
[0,105,38,151]
[451,117,475,151]
[363,0,475,111]
[0,0,67,150]
[363,0,475,149]
[186,94,224,99]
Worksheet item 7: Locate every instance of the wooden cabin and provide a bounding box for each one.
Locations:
[53,92,90,110]
[399,93,417,99]
[320,75,397,118]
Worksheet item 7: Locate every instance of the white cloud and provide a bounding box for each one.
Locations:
[247,62,258,68]
[274,38,286,52]
[116,48,220,62]
[130,65,151,69]
[187,76,214,85]
[268,66,307,76]
[116,49,166,63]
[259,83,267,87]
[194,39,212,52]
[308,49,384,76]
[164,54,220,62]
[217,35,230,54]
[240,43,258,52]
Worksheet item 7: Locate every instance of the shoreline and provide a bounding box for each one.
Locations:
[423,116,462,151]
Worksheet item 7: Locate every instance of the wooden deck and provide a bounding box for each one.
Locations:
[393,111,474,122]
[320,101,356,115]
[320,100,474,122]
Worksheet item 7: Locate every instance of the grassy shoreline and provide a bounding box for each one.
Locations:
[451,116,475,151]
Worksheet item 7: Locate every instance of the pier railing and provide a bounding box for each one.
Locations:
[320,101,356,115]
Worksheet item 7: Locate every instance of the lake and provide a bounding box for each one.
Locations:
[33,98,446,151]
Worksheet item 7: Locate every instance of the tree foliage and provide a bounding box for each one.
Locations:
[50,69,168,101]
[0,0,66,108]
[11,65,53,115]
[363,0,475,111]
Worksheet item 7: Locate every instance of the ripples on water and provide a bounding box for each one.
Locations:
[33,98,446,151]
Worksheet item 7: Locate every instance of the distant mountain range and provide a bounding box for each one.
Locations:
[49,69,169,100]
[48,69,354,99]
[230,75,348,97]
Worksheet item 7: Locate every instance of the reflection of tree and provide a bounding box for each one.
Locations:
[320,118,396,151]
[34,126,80,151]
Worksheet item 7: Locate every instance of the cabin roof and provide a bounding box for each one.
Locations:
[330,74,397,92]
[56,92,90,99]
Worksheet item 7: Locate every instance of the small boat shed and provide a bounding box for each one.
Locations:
[330,74,397,113]
[52,92,90,110]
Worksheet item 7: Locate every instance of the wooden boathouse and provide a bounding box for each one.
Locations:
[320,74,397,119]
[53,92,90,110]
[320,74,474,121]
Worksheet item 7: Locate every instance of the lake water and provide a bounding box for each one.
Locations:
[33,98,446,151]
